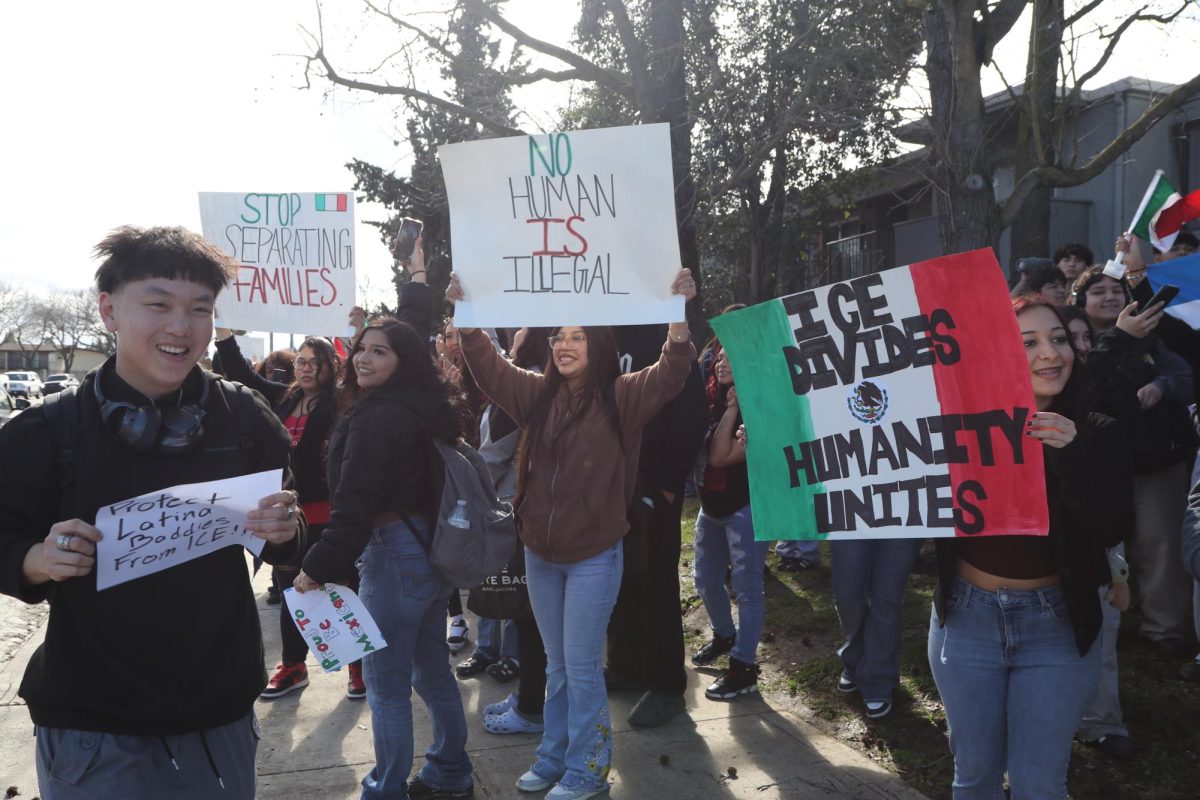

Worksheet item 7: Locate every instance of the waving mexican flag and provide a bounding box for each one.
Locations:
[1131,170,1200,252]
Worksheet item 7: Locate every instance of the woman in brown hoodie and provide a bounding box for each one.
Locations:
[447,269,696,800]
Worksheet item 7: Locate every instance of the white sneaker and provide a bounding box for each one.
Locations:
[545,783,610,800]
[515,770,554,792]
[447,617,469,653]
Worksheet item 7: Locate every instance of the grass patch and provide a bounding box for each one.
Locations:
[677,502,1200,799]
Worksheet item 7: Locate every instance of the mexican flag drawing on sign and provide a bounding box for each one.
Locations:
[710,249,1048,541]
[1130,170,1200,252]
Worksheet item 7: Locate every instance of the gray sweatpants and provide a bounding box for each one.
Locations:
[36,712,259,799]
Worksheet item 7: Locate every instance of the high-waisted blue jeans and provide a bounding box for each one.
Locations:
[525,542,623,792]
[928,577,1101,799]
[357,520,472,799]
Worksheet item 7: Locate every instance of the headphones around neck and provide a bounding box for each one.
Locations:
[94,360,209,454]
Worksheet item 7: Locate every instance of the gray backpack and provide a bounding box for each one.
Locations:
[406,438,519,590]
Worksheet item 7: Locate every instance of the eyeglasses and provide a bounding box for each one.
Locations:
[548,333,587,350]
[293,358,319,371]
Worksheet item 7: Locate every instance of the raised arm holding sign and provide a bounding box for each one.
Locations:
[439,124,684,327]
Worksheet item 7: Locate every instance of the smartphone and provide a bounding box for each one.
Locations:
[392,217,423,265]
[1137,284,1180,314]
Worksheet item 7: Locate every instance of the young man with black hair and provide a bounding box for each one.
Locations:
[1026,265,1069,306]
[0,225,301,799]
[1054,242,1095,282]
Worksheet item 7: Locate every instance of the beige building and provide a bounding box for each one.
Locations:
[0,342,108,379]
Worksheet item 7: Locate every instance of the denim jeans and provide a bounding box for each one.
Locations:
[694,505,769,664]
[928,577,1101,800]
[475,618,519,661]
[525,542,623,792]
[1078,545,1128,741]
[774,538,820,563]
[357,520,472,799]
[831,538,922,704]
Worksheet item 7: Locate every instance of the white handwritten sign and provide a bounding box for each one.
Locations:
[93,470,282,590]
[199,191,356,335]
[284,584,387,672]
[439,123,683,327]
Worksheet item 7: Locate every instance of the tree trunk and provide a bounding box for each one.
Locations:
[1009,0,1062,270]
[923,2,999,256]
[647,0,701,322]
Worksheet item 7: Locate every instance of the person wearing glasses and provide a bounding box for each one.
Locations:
[445,269,696,800]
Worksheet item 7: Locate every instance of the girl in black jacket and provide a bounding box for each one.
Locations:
[928,296,1134,798]
[295,316,474,799]
[213,331,352,697]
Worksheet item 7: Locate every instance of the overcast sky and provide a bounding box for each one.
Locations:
[1,1,1196,320]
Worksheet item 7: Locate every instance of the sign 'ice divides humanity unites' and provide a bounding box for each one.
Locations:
[439,123,685,328]
[199,191,356,336]
[710,249,1049,541]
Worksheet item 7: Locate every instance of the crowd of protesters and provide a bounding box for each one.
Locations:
[3,220,1200,800]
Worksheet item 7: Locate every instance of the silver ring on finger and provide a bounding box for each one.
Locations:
[283,505,297,522]
[55,533,74,552]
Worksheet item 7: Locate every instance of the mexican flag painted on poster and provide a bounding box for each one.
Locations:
[709,249,1048,541]
[1130,170,1200,252]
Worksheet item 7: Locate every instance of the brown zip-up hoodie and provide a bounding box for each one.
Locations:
[462,327,694,564]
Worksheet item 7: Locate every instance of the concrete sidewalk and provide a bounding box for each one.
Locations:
[0,570,929,799]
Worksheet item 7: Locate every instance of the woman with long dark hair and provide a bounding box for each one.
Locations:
[295,317,473,799]
[213,331,355,697]
[447,269,696,800]
[928,295,1133,797]
[689,342,770,700]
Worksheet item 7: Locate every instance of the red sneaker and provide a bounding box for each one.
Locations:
[346,661,366,699]
[261,662,309,699]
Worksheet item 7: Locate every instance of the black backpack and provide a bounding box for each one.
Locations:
[42,376,262,491]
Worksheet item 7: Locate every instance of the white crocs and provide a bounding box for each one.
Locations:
[482,692,517,717]
[484,706,544,734]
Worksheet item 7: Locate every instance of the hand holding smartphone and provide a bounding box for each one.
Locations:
[1136,283,1180,315]
[392,218,424,266]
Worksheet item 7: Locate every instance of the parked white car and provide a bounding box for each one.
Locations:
[4,371,43,399]
[0,384,27,428]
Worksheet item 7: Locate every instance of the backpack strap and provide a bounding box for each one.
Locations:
[213,377,261,471]
[42,387,80,492]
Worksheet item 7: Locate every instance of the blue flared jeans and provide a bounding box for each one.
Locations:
[356,520,472,799]
[524,542,623,792]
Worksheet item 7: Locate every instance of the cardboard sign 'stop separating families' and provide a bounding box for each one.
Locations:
[198,192,356,336]
[712,249,1048,542]
[439,123,684,328]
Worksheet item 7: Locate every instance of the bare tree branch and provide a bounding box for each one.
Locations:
[601,0,653,115]
[1066,0,1110,27]
[462,0,634,100]
[978,0,1030,65]
[306,47,524,135]
[1003,72,1200,226]
[363,0,456,63]
[1071,3,1189,92]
